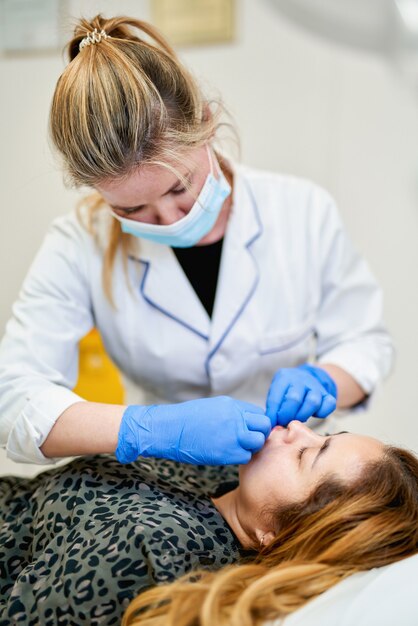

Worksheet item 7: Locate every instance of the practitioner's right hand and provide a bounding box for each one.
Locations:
[115,396,271,465]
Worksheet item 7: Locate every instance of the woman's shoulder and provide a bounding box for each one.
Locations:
[235,163,337,213]
[45,198,113,256]
[233,164,342,239]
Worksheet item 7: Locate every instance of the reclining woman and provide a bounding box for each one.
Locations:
[123,422,418,626]
[1,421,417,625]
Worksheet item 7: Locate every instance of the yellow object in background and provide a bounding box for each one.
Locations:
[152,0,235,47]
[73,329,125,404]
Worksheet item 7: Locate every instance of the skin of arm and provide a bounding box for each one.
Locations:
[40,402,126,458]
[316,363,367,409]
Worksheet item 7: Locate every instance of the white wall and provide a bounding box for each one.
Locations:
[1,0,417,475]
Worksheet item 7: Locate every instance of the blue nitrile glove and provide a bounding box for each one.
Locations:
[115,396,272,465]
[266,364,338,427]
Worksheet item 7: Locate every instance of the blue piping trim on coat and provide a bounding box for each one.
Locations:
[129,256,210,341]
[205,178,263,377]
[259,326,315,355]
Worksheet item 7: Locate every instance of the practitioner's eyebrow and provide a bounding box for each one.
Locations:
[311,431,349,469]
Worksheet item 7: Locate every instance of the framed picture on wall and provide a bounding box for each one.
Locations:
[151,0,235,47]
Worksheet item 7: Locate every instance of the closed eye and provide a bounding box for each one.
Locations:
[121,206,145,215]
[298,438,329,464]
[171,186,187,195]
[171,172,193,195]
[111,172,193,215]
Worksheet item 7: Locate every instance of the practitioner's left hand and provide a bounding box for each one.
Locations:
[266,364,337,427]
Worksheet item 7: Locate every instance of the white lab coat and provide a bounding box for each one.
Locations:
[0,164,394,464]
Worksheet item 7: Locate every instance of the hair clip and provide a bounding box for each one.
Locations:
[79,28,110,51]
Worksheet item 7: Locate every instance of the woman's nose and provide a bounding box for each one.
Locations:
[155,200,188,225]
[285,420,322,445]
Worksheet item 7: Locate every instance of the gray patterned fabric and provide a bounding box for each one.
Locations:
[0,455,241,625]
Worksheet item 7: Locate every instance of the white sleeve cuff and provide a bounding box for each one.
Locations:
[316,343,390,414]
[6,385,86,465]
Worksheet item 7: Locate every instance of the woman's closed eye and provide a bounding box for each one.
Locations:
[122,206,145,216]
[171,172,193,195]
[171,186,187,195]
[114,172,194,216]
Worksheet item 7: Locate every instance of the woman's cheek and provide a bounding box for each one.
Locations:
[179,194,196,212]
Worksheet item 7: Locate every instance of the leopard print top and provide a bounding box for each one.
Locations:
[0,454,242,625]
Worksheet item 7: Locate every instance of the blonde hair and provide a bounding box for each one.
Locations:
[49,14,236,304]
[122,446,418,626]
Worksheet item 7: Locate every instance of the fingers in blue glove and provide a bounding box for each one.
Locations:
[266,366,338,428]
[235,400,266,414]
[233,411,271,457]
[313,394,337,418]
[238,429,266,452]
[117,396,269,467]
[275,385,308,425]
[294,388,325,422]
[299,364,338,398]
[180,446,253,466]
[233,449,253,464]
[237,411,269,452]
[266,376,291,424]
[244,412,272,438]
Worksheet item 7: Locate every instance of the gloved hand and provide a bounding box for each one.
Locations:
[266,364,337,427]
[115,396,272,465]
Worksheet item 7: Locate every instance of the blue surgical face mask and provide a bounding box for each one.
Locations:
[110,146,231,247]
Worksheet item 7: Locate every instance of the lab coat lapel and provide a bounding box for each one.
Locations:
[131,239,210,340]
[208,171,262,359]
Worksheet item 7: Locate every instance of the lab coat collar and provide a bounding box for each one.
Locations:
[131,240,211,340]
[207,163,263,360]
